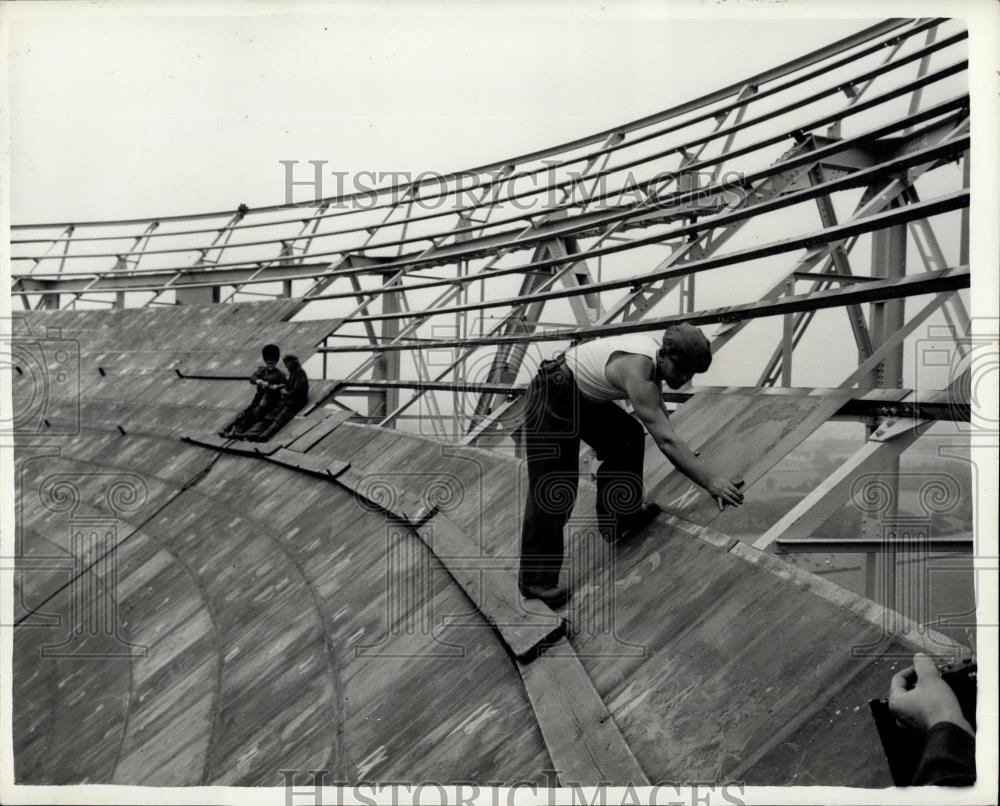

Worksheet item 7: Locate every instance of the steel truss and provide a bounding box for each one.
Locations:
[11,19,978,608]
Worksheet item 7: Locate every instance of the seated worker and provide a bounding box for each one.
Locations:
[218,343,288,439]
[519,324,744,606]
[244,354,309,442]
[889,653,976,786]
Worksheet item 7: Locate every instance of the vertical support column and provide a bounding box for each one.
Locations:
[39,282,60,311]
[175,285,220,305]
[369,272,400,424]
[870,214,907,389]
[454,224,471,439]
[865,205,907,613]
[679,275,695,314]
[279,241,295,299]
[112,255,129,309]
[781,277,795,387]
[960,151,970,267]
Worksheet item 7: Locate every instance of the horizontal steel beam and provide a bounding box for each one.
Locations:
[308,381,969,422]
[315,261,969,355]
[791,271,877,284]
[12,261,340,294]
[17,129,967,302]
[774,537,972,553]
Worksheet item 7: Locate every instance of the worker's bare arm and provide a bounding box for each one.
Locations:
[610,354,744,507]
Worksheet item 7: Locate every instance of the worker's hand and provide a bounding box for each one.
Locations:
[705,477,744,510]
[889,654,973,736]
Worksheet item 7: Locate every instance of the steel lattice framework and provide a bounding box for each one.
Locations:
[11,19,972,573]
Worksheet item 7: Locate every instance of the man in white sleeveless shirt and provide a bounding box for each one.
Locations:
[519,323,744,606]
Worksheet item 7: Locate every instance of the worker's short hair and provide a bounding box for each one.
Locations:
[262,343,280,363]
[661,324,712,373]
[284,354,300,365]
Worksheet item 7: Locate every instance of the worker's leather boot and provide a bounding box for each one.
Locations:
[519,582,571,608]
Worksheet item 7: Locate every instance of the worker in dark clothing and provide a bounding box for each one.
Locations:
[519,324,744,607]
[889,653,976,786]
[245,354,309,442]
[219,343,287,439]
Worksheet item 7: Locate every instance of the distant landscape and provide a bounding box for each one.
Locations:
[715,427,977,643]
[719,431,974,539]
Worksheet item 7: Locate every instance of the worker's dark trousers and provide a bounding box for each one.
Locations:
[250,399,306,441]
[223,403,267,436]
[519,358,645,590]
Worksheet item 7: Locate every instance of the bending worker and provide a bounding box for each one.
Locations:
[519,324,745,606]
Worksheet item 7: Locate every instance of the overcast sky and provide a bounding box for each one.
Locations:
[7,8,877,223]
